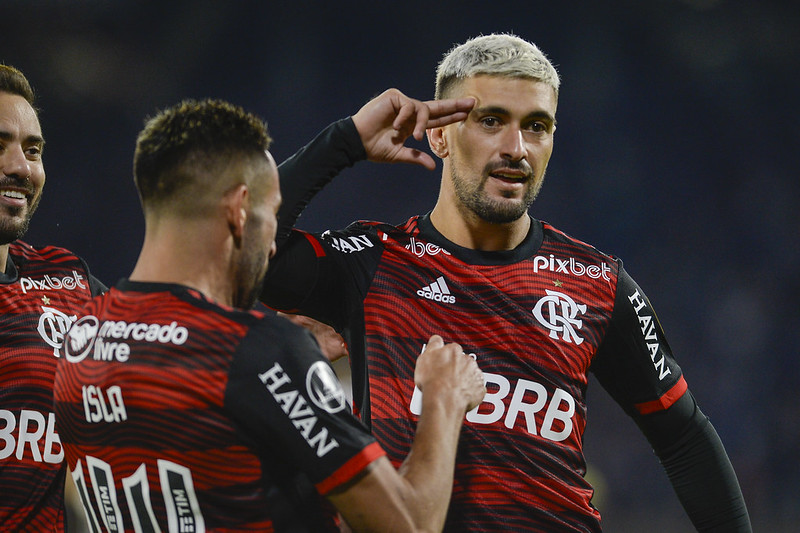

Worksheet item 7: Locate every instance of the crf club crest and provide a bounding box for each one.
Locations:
[37,306,77,358]
[532,289,587,345]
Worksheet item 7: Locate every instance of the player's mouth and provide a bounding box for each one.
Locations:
[0,188,30,208]
[489,169,528,185]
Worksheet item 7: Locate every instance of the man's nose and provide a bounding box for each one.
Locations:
[2,144,32,179]
[499,127,526,162]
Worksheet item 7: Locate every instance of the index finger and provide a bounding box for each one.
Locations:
[423,97,476,128]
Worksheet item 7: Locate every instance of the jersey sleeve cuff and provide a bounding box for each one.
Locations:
[315,441,386,495]
[634,376,688,415]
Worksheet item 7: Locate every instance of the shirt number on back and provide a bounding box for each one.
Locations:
[71,456,206,532]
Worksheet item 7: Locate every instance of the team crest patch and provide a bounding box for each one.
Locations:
[64,315,101,362]
[306,361,347,414]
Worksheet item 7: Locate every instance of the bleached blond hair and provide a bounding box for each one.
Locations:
[435,33,560,99]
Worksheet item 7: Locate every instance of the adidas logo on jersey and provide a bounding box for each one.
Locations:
[417,276,456,304]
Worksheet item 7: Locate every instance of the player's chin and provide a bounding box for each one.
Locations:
[481,199,529,224]
[0,217,31,243]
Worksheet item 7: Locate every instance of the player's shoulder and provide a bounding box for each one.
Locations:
[347,215,421,239]
[10,240,84,263]
[316,218,398,253]
[234,310,325,373]
[249,310,317,348]
[210,301,308,344]
[539,220,619,263]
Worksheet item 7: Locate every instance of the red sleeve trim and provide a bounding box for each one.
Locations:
[316,442,386,495]
[634,376,688,415]
[302,232,327,258]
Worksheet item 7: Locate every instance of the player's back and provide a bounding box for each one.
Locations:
[54,280,340,532]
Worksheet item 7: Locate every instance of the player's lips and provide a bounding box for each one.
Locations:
[0,188,31,208]
[489,169,529,184]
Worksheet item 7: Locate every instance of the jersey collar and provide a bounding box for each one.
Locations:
[416,212,544,266]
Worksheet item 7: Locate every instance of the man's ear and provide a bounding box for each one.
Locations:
[224,184,249,247]
[427,126,449,158]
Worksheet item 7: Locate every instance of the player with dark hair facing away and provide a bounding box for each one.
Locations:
[54,93,485,531]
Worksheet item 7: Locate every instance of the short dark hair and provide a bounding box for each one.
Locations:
[133,98,272,207]
[0,64,36,105]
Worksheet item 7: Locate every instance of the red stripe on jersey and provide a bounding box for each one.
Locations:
[315,441,385,495]
[303,232,327,258]
[634,376,688,414]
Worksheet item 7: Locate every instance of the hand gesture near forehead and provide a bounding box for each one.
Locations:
[352,88,474,170]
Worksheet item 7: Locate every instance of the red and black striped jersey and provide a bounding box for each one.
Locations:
[264,117,750,532]
[0,240,101,531]
[264,214,686,532]
[53,280,384,532]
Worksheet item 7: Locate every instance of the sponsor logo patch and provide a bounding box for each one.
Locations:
[417,276,456,304]
[64,316,189,364]
[532,255,611,281]
[20,271,88,294]
[258,362,341,457]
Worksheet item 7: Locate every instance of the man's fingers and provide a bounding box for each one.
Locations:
[394,97,474,138]
[412,105,432,141]
[425,97,475,118]
[392,100,418,131]
[422,97,475,129]
[390,100,431,141]
[355,89,473,165]
[425,111,471,129]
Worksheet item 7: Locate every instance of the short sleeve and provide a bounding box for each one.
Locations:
[225,315,384,493]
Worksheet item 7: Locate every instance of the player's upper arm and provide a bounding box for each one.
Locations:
[591,266,684,416]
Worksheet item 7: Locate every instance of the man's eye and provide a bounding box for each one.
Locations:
[25,146,43,159]
[481,117,500,127]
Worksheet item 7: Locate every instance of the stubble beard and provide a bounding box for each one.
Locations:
[450,161,544,224]
[233,222,270,310]
[0,197,40,245]
[235,275,265,310]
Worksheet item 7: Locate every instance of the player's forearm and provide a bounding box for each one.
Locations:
[656,413,752,532]
[275,118,365,245]
[395,385,466,531]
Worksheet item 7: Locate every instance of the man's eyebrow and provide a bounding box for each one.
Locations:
[26,134,45,146]
[525,110,556,126]
[473,106,556,126]
[0,131,46,145]
[473,105,511,116]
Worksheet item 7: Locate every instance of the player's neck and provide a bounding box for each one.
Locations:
[129,222,234,307]
[429,202,530,252]
[0,244,8,273]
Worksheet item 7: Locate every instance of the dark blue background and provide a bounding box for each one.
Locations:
[5,1,798,530]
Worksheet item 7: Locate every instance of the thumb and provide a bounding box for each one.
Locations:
[424,335,444,352]
[395,148,437,171]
